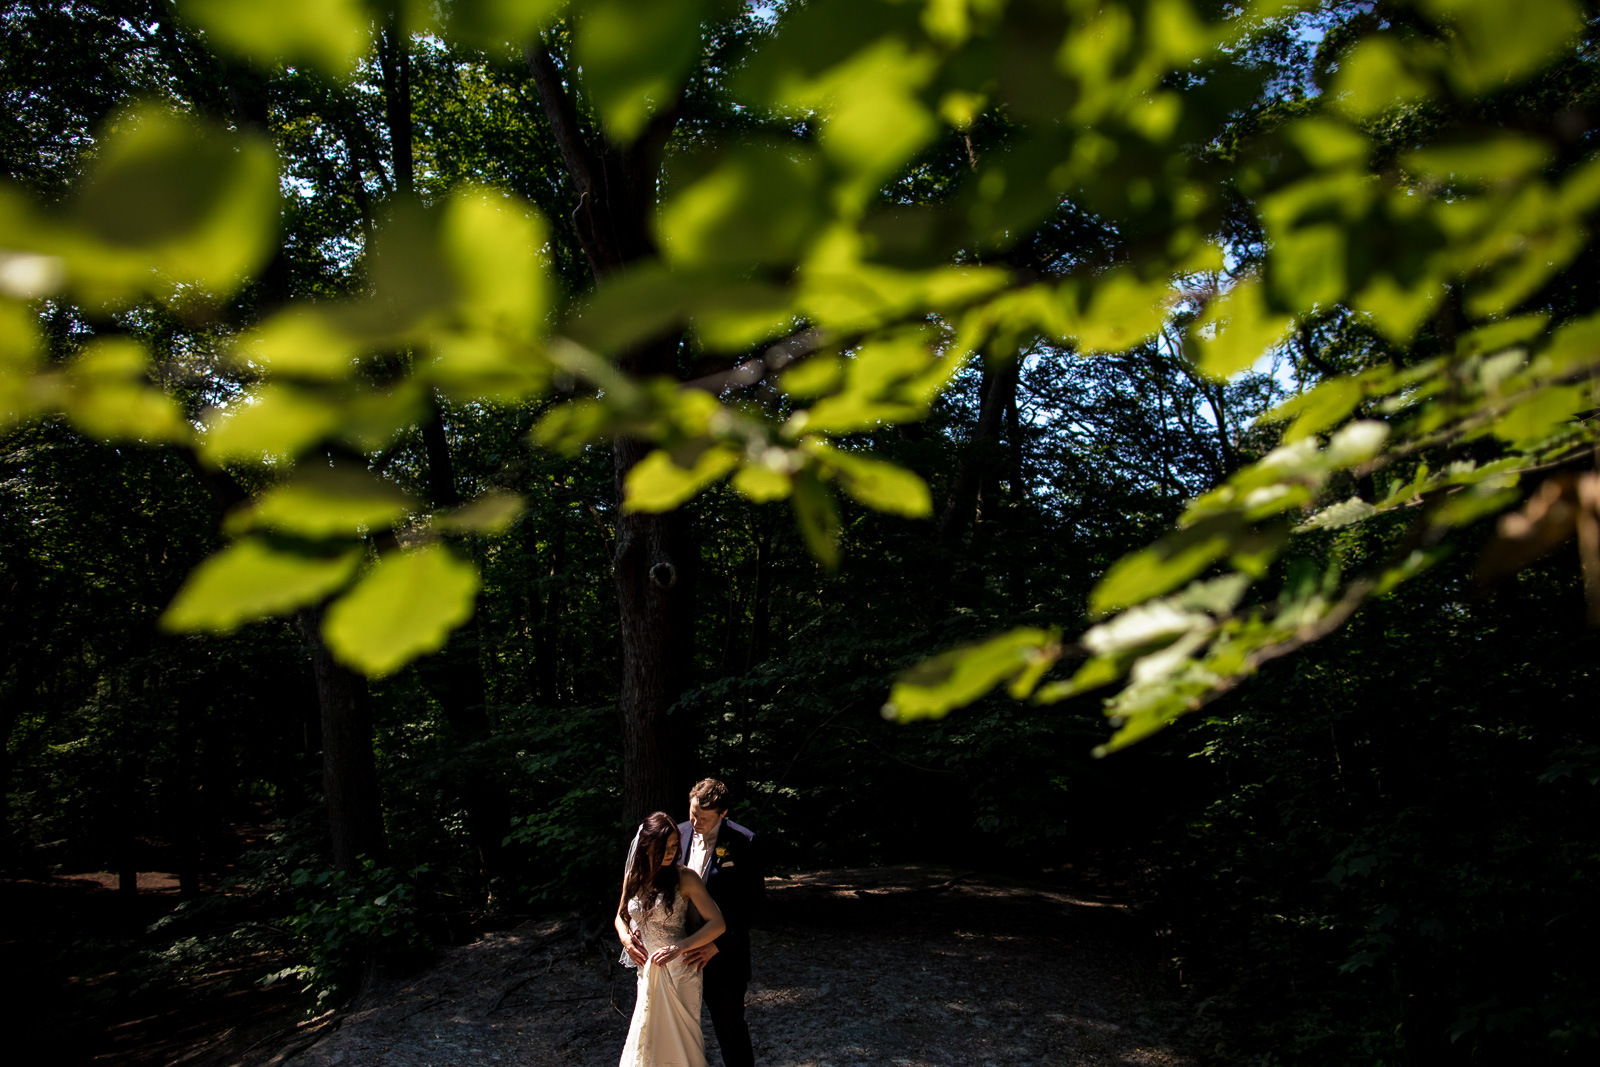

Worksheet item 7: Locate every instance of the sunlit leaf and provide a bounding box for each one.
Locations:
[235,310,358,380]
[0,299,42,427]
[1033,655,1122,704]
[69,105,279,299]
[57,336,189,443]
[731,457,794,503]
[1263,374,1368,442]
[1493,382,1592,447]
[444,0,568,51]
[1404,136,1553,187]
[323,545,480,677]
[1423,0,1581,94]
[1194,278,1294,380]
[659,145,825,269]
[1353,273,1441,343]
[440,187,549,341]
[821,446,932,517]
[1083,600,1210,657]
[574,0,706,142]
[1090,516,1241,616]
[201,384,342,465]
[162,540,362,633]
[1331,35,1436,120]
[181,0,371,77]
[433,491,526,534]
[225,466,415,537]
[623,445,740,512]
[884,627,1057,722]
[1297,496,1377,532]
[791,466,841,567]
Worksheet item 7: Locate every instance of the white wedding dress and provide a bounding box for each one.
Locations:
[620,885,705,1067]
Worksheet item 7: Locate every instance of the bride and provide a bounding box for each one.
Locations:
[616,811,726,1067]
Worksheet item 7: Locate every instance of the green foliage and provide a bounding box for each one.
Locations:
[8,2,1600,1058]
[13,0,1587,699]
[275,859,432,1007]
[323,545,480,676]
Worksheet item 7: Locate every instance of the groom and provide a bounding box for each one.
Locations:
[678,778,761,1067]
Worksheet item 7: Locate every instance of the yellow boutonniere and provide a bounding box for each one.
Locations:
[715,845,729,859]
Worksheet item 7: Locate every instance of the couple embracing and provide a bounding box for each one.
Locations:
[614,778,762,1067]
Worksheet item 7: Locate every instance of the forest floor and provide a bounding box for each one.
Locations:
[202,865,1212,1067]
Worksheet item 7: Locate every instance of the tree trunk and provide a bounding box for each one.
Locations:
[612,428,698,825]
[419,403,511,893]
[378,20,414,195]
[296,606,388,873]
[525,39,695,823]
[930,359,1021,611]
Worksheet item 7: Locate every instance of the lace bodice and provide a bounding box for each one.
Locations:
[627,886,689,955]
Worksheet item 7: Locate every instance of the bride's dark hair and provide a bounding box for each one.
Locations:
[619,811,681,920]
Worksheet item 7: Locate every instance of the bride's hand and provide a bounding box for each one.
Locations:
[649,942,682,965]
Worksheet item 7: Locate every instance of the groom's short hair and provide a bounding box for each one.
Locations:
[689,778,730,811]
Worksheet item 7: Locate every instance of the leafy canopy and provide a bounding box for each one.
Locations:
[3,0,1597,739]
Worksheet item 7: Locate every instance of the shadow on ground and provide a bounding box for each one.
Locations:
[254,866,1202,1067]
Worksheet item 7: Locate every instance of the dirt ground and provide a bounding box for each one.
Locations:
[234,866,1205,1067]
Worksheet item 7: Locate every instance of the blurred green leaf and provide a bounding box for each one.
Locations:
[1297,496,1377,532]
[820,445,932,517]
[235,310,358,380]
[1090,515,1241,616]
[884,627,1057,722]
[1405,136,1553,187]
[323,545,480,677]
[225,466,414,537]
[57,336,189,443]
[574,0,706,142]
[1353,273,1441,343]
[440,187,550,342]
[659,144,825,269]
[791,466,841,567]
[181,0,371,77]
[69,105,279,299]
[201,384,342,465]
[1332,35,1436,120]
[1424,0,1581,94]
[1033,655,1122,705]
[444,0,568,51]
[433,491,525,534]
[731,461,793,503]
[1195,278,1294,379]
[0,298,42,428]
[1263,373,1371,442]
[623,445,740,512]
[162,540,362,633]
[1493,382,1592,447]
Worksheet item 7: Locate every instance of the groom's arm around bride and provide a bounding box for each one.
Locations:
[677,778,762,1067]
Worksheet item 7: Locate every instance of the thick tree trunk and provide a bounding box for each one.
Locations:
[612,430,698,824]
[525,39,695,823]
[296,606,388,873]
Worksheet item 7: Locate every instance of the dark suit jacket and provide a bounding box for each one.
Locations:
[678,818,762,982]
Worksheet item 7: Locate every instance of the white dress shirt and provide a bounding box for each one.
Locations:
[688,818,721,878]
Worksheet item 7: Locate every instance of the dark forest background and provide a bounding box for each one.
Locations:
[4,2,1600,1065]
